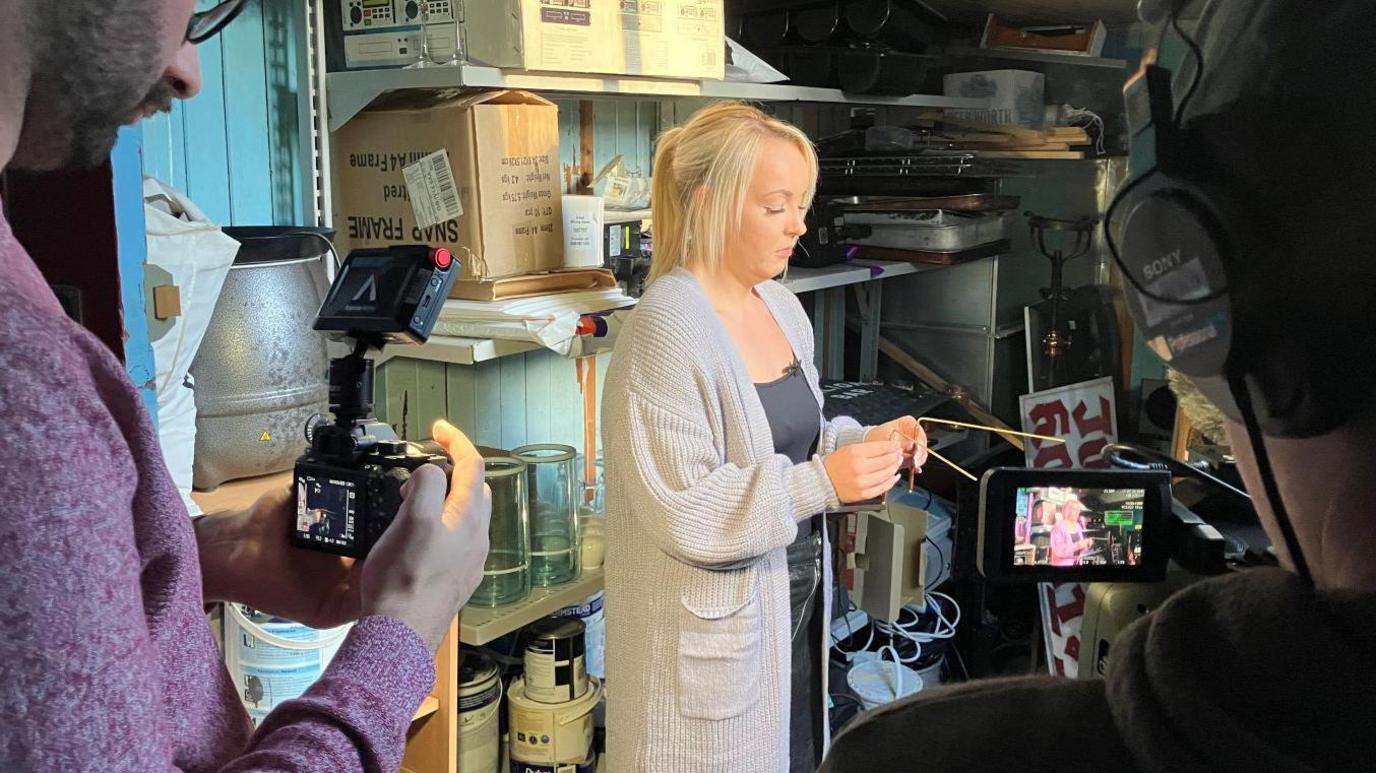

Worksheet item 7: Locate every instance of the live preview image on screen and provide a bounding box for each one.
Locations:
[1011,486,1146,568]
[294,474,359,549]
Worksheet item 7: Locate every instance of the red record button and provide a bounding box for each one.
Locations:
[431,248,453,270]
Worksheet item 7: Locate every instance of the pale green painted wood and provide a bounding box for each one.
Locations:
[378,349,613,456]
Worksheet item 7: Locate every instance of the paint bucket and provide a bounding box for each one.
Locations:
[223,604,350,726]
[523,618,587,704]
[846,659,923,711]
[508,675,601,773]
[551,591,605,680]
[458,650,502,773]
[913,653,946,690]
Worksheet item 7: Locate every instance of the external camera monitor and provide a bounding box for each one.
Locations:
[314,244,458,344]
[977,467,1171,583]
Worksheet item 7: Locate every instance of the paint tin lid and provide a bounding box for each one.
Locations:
[459,649,499,688]
[527,617,585,642]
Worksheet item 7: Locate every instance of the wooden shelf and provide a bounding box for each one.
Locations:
[371,336,544,367]
[190,471,293,514]
[460,567,604,646]
[412,695,441,723]
[604,208,651,224]
[371,330,619,368]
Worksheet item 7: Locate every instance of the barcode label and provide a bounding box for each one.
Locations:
[402,149,463,229]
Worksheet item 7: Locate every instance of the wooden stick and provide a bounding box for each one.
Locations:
[889,428,978,483]
[917,417,1065,444]
[576,355,598,502]
[923,446,978,482]
[871,334,1028,452]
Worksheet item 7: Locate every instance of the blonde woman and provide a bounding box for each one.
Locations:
[601,102,929,772]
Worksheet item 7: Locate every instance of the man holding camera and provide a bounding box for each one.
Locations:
[822,1,1376,770]
[0,1,492,769]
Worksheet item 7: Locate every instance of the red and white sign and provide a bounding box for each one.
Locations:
[1018,376,1119,678]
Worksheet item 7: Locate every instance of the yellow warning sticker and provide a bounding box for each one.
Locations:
[259,431,272,442]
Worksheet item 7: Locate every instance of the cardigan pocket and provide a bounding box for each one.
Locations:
[677,569,763,721]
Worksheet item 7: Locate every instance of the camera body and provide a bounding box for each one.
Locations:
[294,437,447,557]
[291,244,459,558]
[976,467,1172,583]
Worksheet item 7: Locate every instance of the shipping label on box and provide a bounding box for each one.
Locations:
[333,90,565,282]
[467,0,724,80]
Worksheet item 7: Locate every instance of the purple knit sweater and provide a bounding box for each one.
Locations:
[0,211,435,772]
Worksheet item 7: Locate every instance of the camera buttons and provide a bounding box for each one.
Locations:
[430,247,453,270]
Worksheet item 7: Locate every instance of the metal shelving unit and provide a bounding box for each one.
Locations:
[325,63,991,131]
[365,259,938,368]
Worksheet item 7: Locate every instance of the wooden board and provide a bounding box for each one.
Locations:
[842,194,1022,213]
[939,116,1048,142]
[921,0,1140,25]
[975,150,1086,159]
[190,471,292,514]
[402,618,459,773]
[851,239,1011,266]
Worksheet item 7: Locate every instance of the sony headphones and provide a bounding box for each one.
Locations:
[1106,0,1360,443]
[1106,0,1357,584]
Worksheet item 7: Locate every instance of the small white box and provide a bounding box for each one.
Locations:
[943,69,1046,129]
[465,0,725,80]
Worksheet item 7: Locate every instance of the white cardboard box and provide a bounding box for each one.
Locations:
[943,69,1046,129]
[465,0,725,80]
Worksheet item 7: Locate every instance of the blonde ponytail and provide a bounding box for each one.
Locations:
[647,102,817,285]
[649,127,687,284]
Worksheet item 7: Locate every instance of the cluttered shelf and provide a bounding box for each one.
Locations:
[460,567,604,646]
[368,258,948,369]
[371,335,546,367]
[325,64,990,131]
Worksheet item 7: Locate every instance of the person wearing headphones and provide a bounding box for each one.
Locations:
[820,1,1376,770]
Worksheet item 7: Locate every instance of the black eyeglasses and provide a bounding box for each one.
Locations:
[186,0,250,44]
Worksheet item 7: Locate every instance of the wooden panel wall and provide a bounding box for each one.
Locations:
[375,352,611,454]
[552,98,659,191]
[141,0,309,226]
[371,99,650,455]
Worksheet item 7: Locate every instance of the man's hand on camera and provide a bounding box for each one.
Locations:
[360,419,492,651]
[196,489,363,630]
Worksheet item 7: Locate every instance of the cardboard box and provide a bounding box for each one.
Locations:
[450,267,617,302]
[943,70,1046,129]
[465,0,724,80]
[333,90,564,282]
[980,14,1107,58]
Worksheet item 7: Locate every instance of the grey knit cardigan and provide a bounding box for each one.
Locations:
[601,268,869,772]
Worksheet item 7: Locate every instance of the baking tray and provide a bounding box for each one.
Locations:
[836,194,1021,213]
[850,239,1012,266]
[843,210,1010,252]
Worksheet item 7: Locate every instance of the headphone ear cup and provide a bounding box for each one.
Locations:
[1113,172,1235,379]
[1137,0,1179,24]
[1116,172,1358,439]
